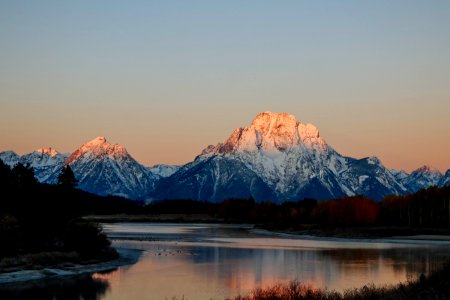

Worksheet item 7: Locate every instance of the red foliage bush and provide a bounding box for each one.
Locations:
[315,196,379,226]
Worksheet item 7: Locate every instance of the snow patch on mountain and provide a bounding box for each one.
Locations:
[21,150,69,183]
[390,169,409,182]
[147,164,180,178]
[439,170,450,187]
[153,156,276,202]
[0,151,20,167]
[401,165,443,192]
[0,149,68,183]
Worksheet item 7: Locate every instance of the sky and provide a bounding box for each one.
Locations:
[0,0,449,172]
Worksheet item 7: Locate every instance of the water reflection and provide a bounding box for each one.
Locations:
[0,274,109,300]
[4,224,448,300]
[99,224,450,299]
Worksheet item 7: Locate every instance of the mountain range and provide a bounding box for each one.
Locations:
[1,112,448,202]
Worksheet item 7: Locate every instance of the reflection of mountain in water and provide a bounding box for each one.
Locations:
[0,274,109,300]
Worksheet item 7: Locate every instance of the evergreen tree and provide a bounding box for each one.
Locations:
[58,165,78,188]
[12,163,37,187]
[0,160,14,188]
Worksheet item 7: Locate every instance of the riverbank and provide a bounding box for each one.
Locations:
[259,224,450,240]
[0,248,141,286]
[85,213,224,223]
[86,214,450,241]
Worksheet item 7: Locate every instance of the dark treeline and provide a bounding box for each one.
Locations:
[0,161,118,261]
[53,182,450,230]
[380,187,450,227]
[144,186,450,228]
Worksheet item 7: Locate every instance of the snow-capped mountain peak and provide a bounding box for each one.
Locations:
[403,165,443,192]
[413,165,442,175]
[201,111,327,156]
[35,147,59,157]
[1,114,448,202]
[66,136,128,164]
[0,137,158,200]
[85,136,107,146]
[0,151,20,167]
[156,111,407,202]
[62,137,157,200]
[0,148,68,183]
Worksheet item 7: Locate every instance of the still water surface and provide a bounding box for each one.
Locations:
[5,223,450,300]
[95,223,450,300]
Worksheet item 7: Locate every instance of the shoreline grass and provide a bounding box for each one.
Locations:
[230,262,450,300]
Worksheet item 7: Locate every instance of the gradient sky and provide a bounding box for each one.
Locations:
[1,1,449,172]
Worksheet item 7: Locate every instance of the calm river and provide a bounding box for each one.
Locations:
[99,223,450,300]
[7,223,450,300]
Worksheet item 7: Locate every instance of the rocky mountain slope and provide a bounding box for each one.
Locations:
[1,112,448,201]
[0,138,158,200]
[154,112,409,201]
[63,137,158,200]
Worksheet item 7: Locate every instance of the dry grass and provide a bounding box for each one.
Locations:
[230,262,450,300]
[232,281,339,300]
